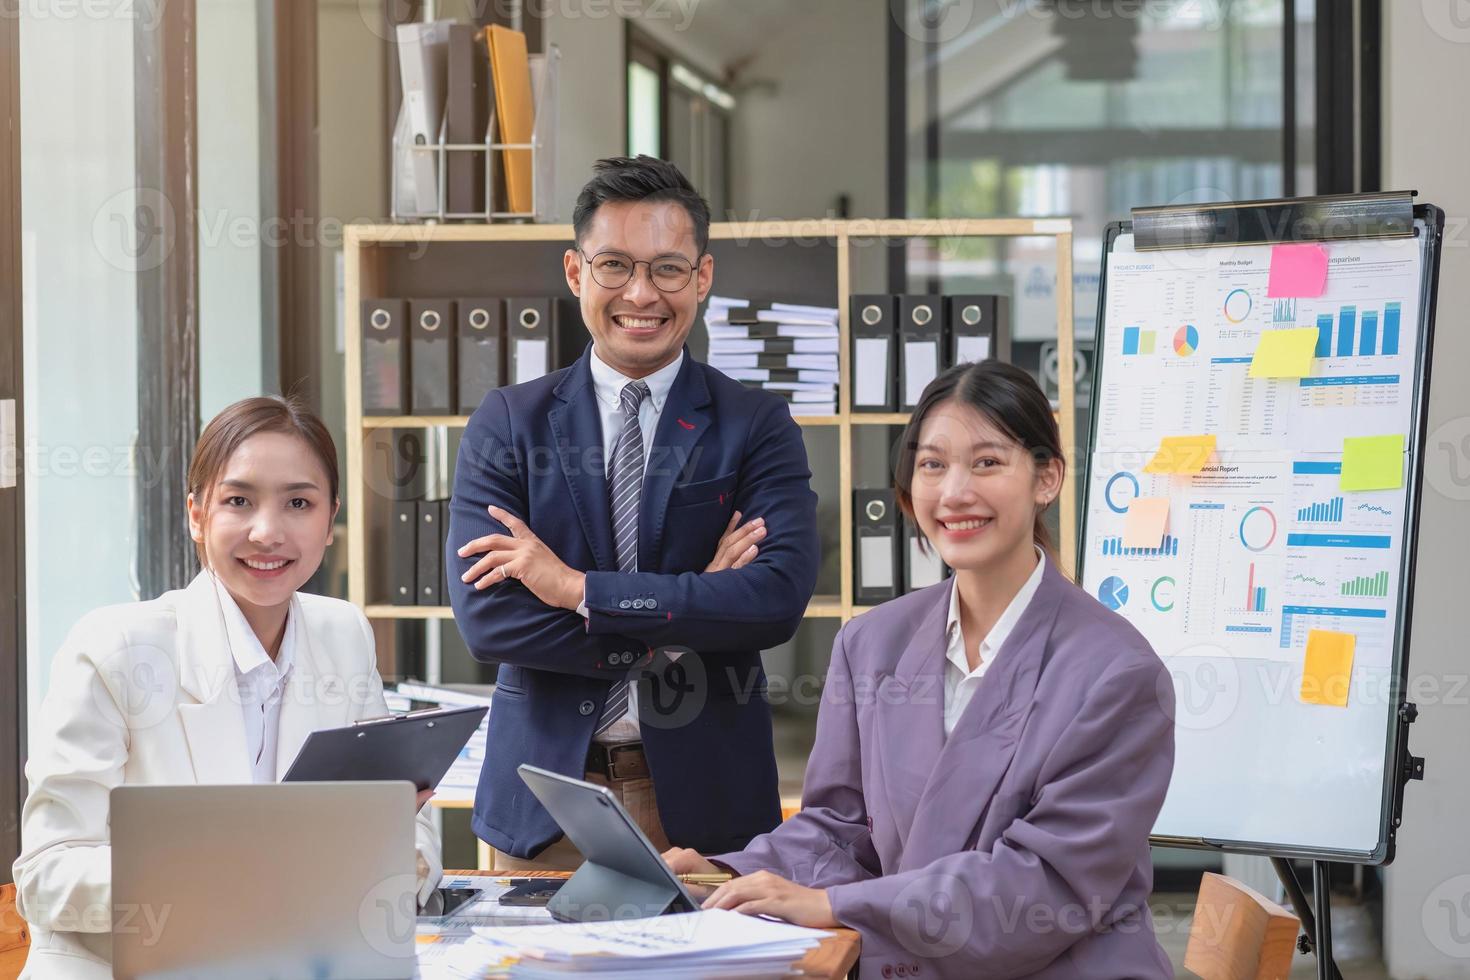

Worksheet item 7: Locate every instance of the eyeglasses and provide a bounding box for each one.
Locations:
[579,249,699,293]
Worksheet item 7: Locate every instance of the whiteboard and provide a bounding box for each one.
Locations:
[1078,215,1439,862]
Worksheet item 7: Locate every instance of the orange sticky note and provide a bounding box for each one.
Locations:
[1123,497,1170,549]
[1143,435,1217,475]
[1267,243,1328,298]
[1301,629,1355,707]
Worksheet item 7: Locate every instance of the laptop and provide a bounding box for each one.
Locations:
[111,782,419,979]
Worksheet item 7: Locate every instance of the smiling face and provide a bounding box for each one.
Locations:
[564,198,714,379]
[187,431,338,614]
[907,399,1063,574]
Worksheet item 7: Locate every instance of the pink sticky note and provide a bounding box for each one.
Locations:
[1123,497,1170,549]
[1267,243,1328,298]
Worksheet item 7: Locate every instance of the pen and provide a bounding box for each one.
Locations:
[677,873,734,885]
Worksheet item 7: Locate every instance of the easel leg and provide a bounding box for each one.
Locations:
[1312,860,1342,980]
[1272,857,1343,980]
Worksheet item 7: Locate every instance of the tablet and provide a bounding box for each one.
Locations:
[283,705,487,791]
[517,764,702,922]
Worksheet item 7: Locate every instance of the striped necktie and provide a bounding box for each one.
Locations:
[595,379,650,738]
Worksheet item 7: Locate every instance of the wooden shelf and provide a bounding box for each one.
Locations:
[363,414,844,429]
[362,415,470,430]
[366,604,454,620]
[805,595,844,618]
[851,413,911,426]
[369,596,849,622]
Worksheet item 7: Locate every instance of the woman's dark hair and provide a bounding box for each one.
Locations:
[894,360,1065,559]
[187,395,340,567]
[572,155,711,255]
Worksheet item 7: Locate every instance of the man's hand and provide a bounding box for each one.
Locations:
[704,511,765,573]
[457,505,586,611]
[701,870,838,928]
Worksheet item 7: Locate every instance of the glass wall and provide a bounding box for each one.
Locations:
[20,11,141,723]
[903,0,1315,355]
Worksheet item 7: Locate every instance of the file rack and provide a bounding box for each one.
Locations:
[391,45,560,223]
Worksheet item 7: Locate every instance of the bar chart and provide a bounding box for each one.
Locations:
[1313,302,1401,358]
[1101,534,1180,557]
[1243,561,1268,612]
[1297,495,1345,523]
[1341,570,1390,598]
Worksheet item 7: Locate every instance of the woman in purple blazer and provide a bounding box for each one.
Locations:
[666,360,1176,979]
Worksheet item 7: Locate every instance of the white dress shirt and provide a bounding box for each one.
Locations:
[583,346,685,744]
[213,575,297,782]
[942,547,1047,738]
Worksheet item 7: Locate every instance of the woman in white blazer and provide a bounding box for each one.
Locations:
[12,396,443,979]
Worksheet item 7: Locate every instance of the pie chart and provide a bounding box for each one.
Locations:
[1098,576,1129,611]
[1223,288,1252,323]
[1174,324,1199,357]
[1104,471,1140,514]
[1239,506,1278,552]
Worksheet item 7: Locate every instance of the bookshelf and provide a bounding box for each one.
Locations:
[343,218,1076,628]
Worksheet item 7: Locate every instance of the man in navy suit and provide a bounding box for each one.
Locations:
[446,156,819,867]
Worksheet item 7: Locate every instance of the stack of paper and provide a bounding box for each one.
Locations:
[416,908,825,979]
[706,295,840,417]
[397,681,494,802]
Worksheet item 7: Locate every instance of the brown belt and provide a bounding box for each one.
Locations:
[585,741,650,781]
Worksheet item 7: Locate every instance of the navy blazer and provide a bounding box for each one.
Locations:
[447,345,820,858]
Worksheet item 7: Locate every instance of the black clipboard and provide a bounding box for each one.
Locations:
[282,704,487,791]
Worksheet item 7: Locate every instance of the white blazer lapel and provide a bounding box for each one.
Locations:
[274,595,356,777]
[174,573,252,784]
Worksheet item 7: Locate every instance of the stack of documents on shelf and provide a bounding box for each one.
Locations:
[397,681,494,801]
[415,907,826,979]
[706,295,839,416]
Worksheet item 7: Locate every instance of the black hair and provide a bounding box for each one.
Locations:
[894,360,1066,559]
[572,155,711,255]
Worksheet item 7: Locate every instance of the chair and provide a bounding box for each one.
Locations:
[0,882,30,977]
[1184,872,1300,980]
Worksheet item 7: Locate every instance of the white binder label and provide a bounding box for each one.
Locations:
[904,341,938,407]
[859,535,894,590]
[853,337,890,407]
[514,339,548,385]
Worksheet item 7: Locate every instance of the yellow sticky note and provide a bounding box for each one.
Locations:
[1249,327,1320,378]
[1301,629,1355,707]
[1341,434,1404,491]
[1143,435,1217,475]
[1123,497,1170,549]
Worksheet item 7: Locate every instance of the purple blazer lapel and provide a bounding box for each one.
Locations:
[898,561,1069,872]
[871,587,949,858]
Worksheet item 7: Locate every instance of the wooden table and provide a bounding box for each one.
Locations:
[450,869,860,979]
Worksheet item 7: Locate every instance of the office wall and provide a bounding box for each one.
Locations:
[725,0,887,221]
[542,8,626,223]
[1381,5,1470,977]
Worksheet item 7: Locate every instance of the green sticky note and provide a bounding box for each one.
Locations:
[1340,435,1404,491]
[1249,327,1319,378]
